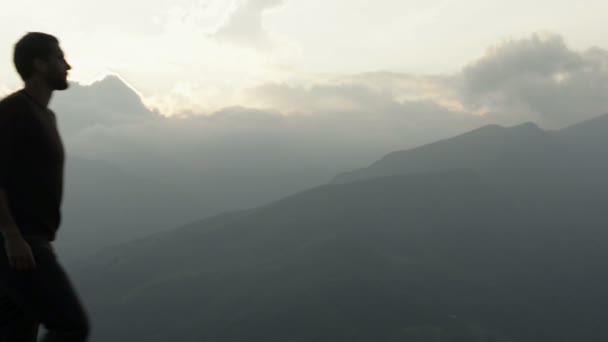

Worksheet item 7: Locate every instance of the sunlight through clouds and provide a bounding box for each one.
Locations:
[1,0,608,117]
[55,0,300,115]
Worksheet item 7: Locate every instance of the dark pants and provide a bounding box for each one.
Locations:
[0,237,90,342]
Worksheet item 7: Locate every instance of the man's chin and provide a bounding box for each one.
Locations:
[46,76,69,91]
[54,81,69,91]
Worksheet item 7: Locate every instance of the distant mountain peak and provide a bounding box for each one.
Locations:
[506,121,544,136]
[560,112,608,134]
[332,120,547,184]
[51,74,159,135]
[89,74,138,95]
[511,121,540,130]
[458,122,542,138]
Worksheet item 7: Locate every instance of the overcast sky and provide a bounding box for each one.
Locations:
[1,0,607,118]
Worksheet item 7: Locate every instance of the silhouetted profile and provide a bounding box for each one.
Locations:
[0,32,90,341]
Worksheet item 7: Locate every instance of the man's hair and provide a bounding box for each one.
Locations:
[13,32,59,81]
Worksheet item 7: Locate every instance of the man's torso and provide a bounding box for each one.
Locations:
[0,90,65,241]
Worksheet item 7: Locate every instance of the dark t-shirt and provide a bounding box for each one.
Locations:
[0,90,65,241]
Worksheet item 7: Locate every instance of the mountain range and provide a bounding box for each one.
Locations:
[69,111,608,341]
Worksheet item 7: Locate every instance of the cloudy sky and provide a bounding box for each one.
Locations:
[2,1,608,256]
[1,0,607,127]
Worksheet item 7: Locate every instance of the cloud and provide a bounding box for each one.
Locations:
[461,33,608,128]
[232,33,608,130]
[243,72,462,114]
[86,32,608,121]
[213,0,286,48]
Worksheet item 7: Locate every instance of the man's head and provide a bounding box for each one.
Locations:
[13,32,71,90]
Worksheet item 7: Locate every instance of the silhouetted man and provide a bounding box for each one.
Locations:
[0,32,90,341]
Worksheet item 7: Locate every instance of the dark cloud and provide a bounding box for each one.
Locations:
[461,33,608,128]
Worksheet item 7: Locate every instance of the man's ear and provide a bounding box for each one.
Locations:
[32,58,47,74]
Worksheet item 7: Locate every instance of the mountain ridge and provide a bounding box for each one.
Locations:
[74,111,608,342]
[331,121,547,184]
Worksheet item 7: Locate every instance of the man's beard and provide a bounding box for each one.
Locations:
[46,74,69,90]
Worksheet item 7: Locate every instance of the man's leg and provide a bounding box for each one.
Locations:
[0,291,39,342]
[0,238,90,342]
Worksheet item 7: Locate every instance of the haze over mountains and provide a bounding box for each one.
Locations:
[64,110,608,342]
[51,75,490,263]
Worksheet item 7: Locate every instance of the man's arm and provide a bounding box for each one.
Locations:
[0,187,37,274]
[0,105,36,271]
[0,107,20,238]
[0,189,20,237]
[0,190,36,271]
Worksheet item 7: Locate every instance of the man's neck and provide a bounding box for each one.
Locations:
[23,79,53,109]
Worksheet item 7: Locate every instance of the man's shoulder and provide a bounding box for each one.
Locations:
[0,90,28,108]
[0,91,29,121]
